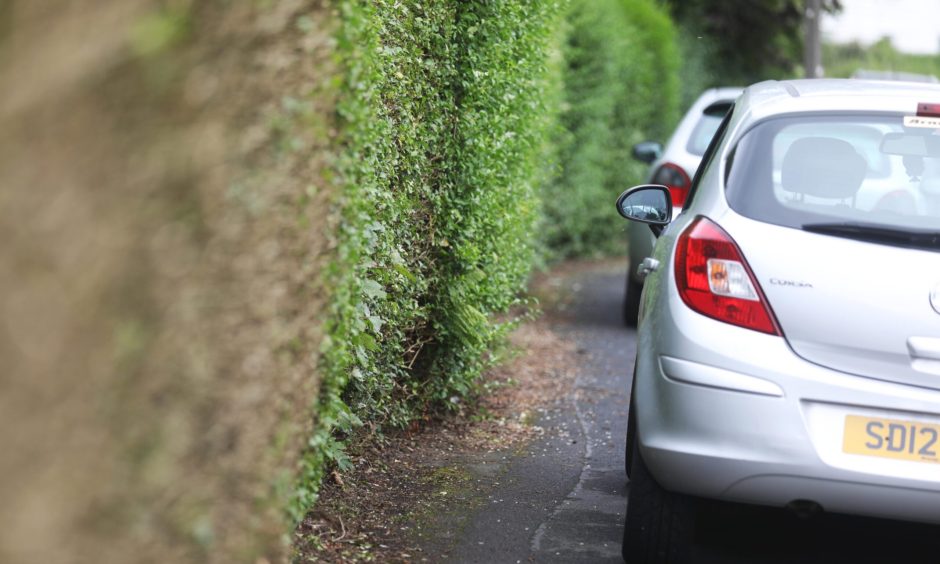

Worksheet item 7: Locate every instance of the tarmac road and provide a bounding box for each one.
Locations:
[425,263,631,564]
[432,263,940,564]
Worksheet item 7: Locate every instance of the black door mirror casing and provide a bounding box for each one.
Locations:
[615,184,673,237]
[631,141,663,164]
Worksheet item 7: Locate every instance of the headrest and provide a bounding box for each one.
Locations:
[780,137,867,199]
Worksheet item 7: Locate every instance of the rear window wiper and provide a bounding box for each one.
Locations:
[802,222,940,251]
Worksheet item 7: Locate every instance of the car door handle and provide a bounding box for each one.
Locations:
[636,257,660,281]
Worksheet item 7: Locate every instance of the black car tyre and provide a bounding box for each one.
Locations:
[625,385,637,478]
[623,274,642,327]
[622,439,696,563]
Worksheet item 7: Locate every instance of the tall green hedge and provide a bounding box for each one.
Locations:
[291,0,563,517]
[540,0,681,258]
[293,0,682,521]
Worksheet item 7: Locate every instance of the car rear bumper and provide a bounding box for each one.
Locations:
[634,288,940,525]
[644,441,940,524]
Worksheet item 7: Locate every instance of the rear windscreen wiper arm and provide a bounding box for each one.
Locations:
[802,222,940,250]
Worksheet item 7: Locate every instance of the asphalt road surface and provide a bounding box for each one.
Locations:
[434,264,940,564]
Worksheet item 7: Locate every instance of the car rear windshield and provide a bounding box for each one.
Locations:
[725,113,940,234]
[686,101,733,156]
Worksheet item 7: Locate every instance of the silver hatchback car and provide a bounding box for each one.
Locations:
[617,79,940,563]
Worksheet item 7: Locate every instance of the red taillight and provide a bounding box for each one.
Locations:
[674,217,781,335]
[651,162,691,207]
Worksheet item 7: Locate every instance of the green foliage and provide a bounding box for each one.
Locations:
[824,38,940,79]
[131,4,191,58]
[290,0,563,519]
[618,0,681,141]
[674,22,718,110]
[669,0,841,84]
[540,0,681,258]
[292,0,686,524]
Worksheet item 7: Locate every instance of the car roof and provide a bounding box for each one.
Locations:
[692,87,744,105]
[701,86,745,102]
[739,78,940,121]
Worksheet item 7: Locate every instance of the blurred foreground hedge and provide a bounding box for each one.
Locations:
[0,1,337,561]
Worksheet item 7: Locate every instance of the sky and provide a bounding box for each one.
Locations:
[822,0,940,55]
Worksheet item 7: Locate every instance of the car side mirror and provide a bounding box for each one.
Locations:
[631,141,663,164]
[615,184,673,237]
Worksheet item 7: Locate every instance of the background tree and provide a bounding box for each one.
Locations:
[669,0,842,85]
